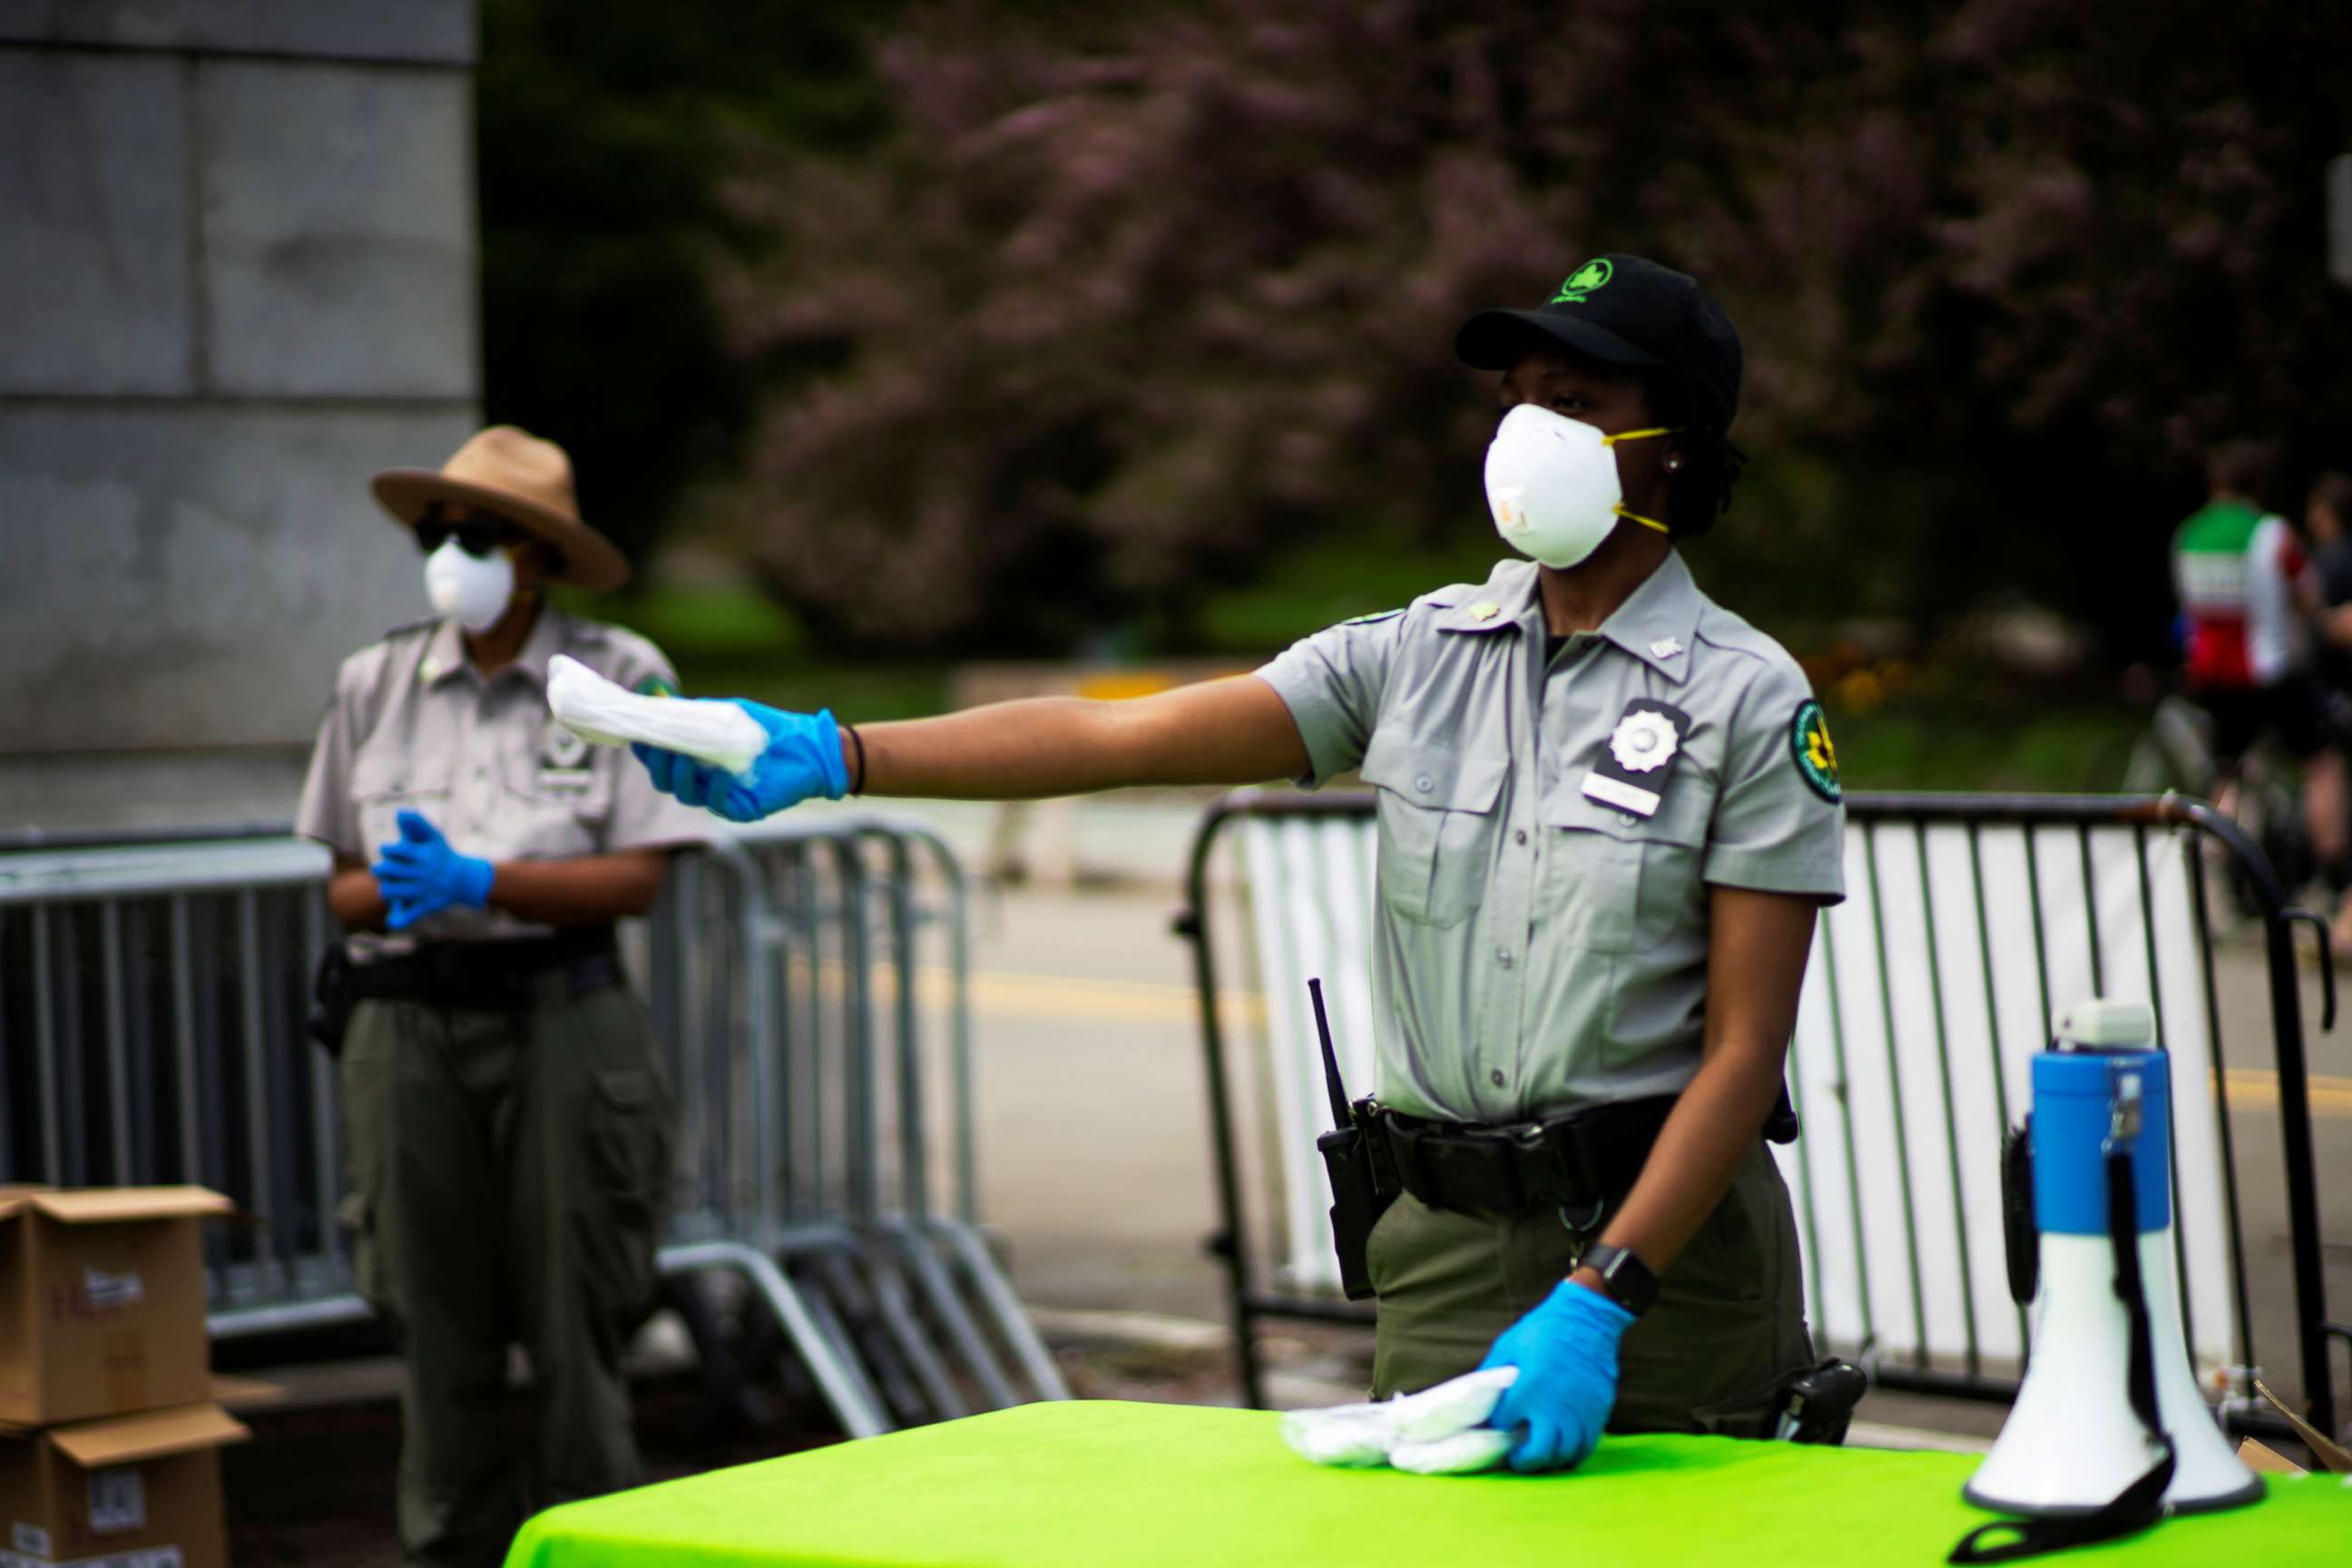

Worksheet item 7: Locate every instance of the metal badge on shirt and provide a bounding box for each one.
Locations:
[1582,700,1692,818]
[538,714,595,794]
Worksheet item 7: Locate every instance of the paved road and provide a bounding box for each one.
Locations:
[957,869,2351,1424]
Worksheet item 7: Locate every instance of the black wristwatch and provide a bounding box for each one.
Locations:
[1580,1242,1659,1318]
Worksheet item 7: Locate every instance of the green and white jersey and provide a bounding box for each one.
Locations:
[2172,499,2308,690]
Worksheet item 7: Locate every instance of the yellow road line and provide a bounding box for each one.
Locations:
[2220,1067,2352,1118]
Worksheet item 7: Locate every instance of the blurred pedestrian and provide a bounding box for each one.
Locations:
[2301,469,2352,942]
[2171,440,2350,925]
[632,256,1845,1471]
[2304,470,2352,654]
[297,426,708,1567]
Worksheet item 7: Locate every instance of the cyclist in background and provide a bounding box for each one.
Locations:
[2171,440,2349,937]
[2302,471,2352,682]
[2301,470,2352,947]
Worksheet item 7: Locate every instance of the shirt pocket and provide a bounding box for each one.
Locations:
[349,750,452,862]
[1359,731,1508,929]
[502,745,616,859]
[1543,785,1710,955]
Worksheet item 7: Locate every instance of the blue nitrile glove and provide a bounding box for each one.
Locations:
[631,701,849,824]
[370,808,495,931]
[1476,1277,1635,1473]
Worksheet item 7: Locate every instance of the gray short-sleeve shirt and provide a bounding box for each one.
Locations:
[296,607,712,946]
[1256,552,1844,1123]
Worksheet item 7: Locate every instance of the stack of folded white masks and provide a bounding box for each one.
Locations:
[1279,1367,1518,1475]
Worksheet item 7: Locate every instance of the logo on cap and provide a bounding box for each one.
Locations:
[1551,258,1613,304]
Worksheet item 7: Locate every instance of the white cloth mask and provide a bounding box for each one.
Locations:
[424,538,517,632]
[1484,404,1675,569]
[1279,1367,1519,1475]
[544,654,769,777]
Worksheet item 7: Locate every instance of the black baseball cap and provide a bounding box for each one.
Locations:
[1455,254,1742,432]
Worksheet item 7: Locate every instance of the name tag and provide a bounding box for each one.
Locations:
[538,714,595,793]
[537,766,595,795]
[1581,701,1691,820]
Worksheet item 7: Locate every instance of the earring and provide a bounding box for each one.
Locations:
[1665,456,1683,473]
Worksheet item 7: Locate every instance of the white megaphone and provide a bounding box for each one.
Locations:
[1957,999,2259,1558]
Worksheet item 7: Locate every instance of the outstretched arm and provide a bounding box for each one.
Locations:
[639,674,1314,820]
[857,675,1309,799]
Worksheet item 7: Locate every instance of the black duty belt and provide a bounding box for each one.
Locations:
[1375,1095,1679,1220]
[342,926,623,1010]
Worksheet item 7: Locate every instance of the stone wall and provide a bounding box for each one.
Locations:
[0,2,480,830]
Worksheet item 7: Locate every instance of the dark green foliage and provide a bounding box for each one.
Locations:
[491,1,2352,661]
[476,0,894,561]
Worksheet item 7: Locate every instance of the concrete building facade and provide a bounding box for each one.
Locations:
[0,2,481,830]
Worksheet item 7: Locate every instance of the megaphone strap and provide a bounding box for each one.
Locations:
[1947,1458,2176,1564]
[1999,1116,2037,1306]
[1949,1148,2179,1565]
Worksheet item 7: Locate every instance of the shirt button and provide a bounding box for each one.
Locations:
[1415,774,1434,794]
[1515,829,1528,845]
[1490,1069,1507,1088]
[1496,949,1514,969]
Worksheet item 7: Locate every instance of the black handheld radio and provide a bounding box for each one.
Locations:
[1308,977,1394,1300]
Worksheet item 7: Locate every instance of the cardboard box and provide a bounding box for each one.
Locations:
[0,1402,247,1568]
[2239,1436,2307,1475]
[0,1189,233,1426]
[2253,1377,2352,1475]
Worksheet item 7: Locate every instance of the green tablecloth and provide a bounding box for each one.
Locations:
[506,1400,2352,1568]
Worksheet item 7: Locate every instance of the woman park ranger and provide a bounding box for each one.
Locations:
[635,255,1847,1473]
[297,426,710,1565]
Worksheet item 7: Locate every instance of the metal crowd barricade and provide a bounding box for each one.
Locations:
[707,816,1068,1426]
[0,838,347,1321]
[0,812,1062,1444]
[1178,789,2346,1444]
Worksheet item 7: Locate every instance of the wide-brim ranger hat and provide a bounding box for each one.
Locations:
[370,425,632,592]
[1454,253,1742,433]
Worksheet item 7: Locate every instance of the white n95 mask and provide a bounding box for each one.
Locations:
[424,537,517,632]
[1484,404,1676,570]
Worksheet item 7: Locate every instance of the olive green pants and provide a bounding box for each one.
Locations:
[1367,1141,1814,1430]
[340,974,673,1568]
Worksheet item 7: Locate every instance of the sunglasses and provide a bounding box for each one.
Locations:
[413,506,524,558]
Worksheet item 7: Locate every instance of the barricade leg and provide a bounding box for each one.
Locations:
[657,1240,890,1439]
[878,1219,1024,1408]
[932,1218,1074,1402]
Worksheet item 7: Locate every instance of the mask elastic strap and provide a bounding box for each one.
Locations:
[1603,426,1681,537]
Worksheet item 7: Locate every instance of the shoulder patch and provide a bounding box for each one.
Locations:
[633,671,681,699]
[1341,609,1405,627]
[1791,700,1841,802]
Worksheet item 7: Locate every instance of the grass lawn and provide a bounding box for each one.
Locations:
[1828,703,2144,795]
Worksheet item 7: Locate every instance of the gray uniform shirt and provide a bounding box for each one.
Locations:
[1257,552,1845,1124]
[297,607,711,947]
